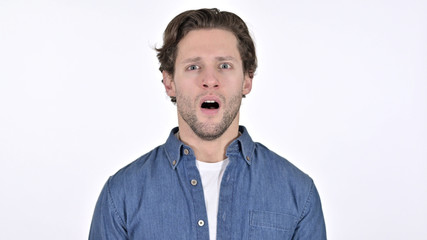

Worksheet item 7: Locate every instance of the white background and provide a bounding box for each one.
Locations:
[1,0,426,239]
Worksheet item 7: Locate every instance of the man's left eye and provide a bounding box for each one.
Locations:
[219,63,232,69]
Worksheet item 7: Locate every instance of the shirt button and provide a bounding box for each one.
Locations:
[191,179,198,186]
[198,220,204,226]
[184,149,189,155]
[246,156,250,161]
[172,160,177,166]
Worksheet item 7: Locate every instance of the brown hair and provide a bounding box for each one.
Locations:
[156,8,257,79]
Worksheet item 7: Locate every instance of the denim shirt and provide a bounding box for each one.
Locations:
[89,126,326,239]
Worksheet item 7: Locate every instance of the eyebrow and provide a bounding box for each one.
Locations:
[215,56,236,62]
[180,56,237,64]
[181,57,202,64]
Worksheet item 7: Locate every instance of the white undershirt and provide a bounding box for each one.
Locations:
[196,158,229,240]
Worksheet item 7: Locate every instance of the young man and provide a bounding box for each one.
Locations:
[90,8,326,239]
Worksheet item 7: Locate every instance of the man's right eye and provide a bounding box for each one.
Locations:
[187,65,200,71]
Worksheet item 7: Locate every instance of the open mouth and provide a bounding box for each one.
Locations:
[201,100,220,110]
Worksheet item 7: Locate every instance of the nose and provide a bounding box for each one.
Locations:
[202,69,219,89]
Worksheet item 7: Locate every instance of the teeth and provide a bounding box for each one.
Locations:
[204,100,216,103]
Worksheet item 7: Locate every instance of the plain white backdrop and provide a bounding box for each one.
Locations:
[1,0,426,239]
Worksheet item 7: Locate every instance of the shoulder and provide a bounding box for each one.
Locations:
[106,145,167,195]
[252,142,313,189]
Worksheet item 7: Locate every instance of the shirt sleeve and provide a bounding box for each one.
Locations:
[292,181,327,240]
[89,177,128,240]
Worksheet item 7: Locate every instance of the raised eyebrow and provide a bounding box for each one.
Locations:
[215,56,236,62]
[181,57,202,64]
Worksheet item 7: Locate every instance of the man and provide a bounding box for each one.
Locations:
[90,8,326,239]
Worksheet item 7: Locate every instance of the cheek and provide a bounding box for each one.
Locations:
[175,84,191,97]
[223,76,246,91]
[174,74,199,90]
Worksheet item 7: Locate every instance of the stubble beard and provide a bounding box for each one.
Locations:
[177,92,242,141]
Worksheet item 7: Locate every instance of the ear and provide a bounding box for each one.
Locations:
[242,74,253,95]
[162,71,176,97]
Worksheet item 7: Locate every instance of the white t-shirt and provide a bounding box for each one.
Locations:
[196,158,229,240]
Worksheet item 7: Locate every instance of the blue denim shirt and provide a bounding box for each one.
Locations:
[89,126,326,239]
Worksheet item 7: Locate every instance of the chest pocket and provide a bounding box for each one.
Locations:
[249,210,297,240]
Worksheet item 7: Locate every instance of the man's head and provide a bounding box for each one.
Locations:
[156,8,257,103]
[157,9,256,141]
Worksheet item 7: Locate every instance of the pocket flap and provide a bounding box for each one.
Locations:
[250,210,297,231]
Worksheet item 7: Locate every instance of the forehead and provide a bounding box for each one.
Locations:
[176,29,241,62]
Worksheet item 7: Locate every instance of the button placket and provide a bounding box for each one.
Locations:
[180,147,209,239]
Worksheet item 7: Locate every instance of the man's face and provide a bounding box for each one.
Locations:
[163,29,252,141]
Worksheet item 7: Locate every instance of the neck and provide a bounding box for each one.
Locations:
[177,115,240,163]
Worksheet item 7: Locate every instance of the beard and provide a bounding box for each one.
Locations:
[176,92,242,141]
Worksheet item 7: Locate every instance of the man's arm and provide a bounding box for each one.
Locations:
[292,181,327,239]
[89,178,127,239]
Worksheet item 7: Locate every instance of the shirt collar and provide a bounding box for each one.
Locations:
[163,126,256,169]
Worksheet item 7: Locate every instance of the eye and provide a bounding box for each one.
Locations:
[219,63,232,69]
[187,65,200,71]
